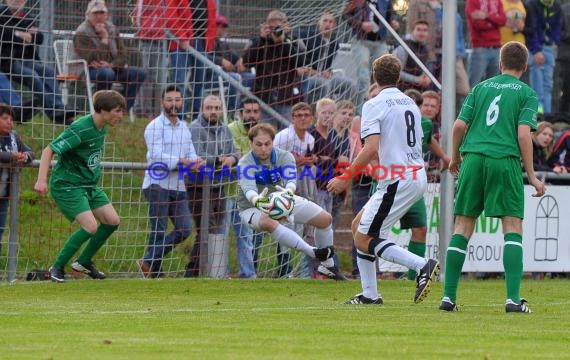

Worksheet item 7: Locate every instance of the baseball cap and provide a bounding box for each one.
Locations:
[216,15,229,27]
[86,0,108,14]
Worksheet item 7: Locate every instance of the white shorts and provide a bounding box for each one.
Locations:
[240,195,324,231]
[358,175,427,239]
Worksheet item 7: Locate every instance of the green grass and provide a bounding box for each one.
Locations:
[1,278,568,359]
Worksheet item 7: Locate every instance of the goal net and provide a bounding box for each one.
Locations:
[2,0,440,281]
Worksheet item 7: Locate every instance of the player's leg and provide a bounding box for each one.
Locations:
[49,188,95,282]
[73,189,120,279]
[400,198,428,280]
[346,208,383,304]
[440,215,476,311]
[407,227,427,279]
[355,179,439,303]
[240,206,333,261]
[485,157,530,313]
[441,153,484,310]
[301,198,347,280]
[501,216,529,312]
[357,181,429,272]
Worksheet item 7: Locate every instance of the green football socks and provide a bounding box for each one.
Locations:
[407,240,426,280]
[503,232,523,304]
[53,228,92,269]
[77,223,119,265]
[443,234,469,303]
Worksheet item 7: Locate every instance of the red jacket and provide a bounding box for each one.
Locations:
[465,0,506,48]
[132,0,167,39]
[132,0,217,52]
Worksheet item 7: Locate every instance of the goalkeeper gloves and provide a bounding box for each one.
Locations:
[275,185,294,197]
[252,187,271,214]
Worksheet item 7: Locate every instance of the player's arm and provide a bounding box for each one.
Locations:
[519,124,545,197]
[355,134,380,169]
[34,146,54,196]
[449,119,467,176]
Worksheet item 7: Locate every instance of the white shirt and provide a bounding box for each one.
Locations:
[361,87,424,185]
[142,113,198,191]
[274,126,315,157]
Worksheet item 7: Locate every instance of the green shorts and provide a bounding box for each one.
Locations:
[399,197,427,229]
[50,186,110,222]
[454,153,524,219]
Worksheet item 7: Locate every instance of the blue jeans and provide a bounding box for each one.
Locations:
[331,194,344,230]
[240,71,255,90]
[10,59,64,109]
[467,47,500,87]
[252,231,264,270]
[0,198,9,252]
[89,66,146,111]
[529,45,555,113]
[276,243,293,278]
[315,189,333,214]
[169,39,206,120]
[351,182,373,276]
[136,39,167,116]
[351,39,388,106]
[143,185,191,276]
[0,72,21,106]
[227,198,256,278]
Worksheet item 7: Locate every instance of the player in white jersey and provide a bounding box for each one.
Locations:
[328,54,439,305]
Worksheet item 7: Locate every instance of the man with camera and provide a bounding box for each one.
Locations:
[243,10,304,129]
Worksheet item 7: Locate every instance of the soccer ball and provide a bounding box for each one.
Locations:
[266,191,295,219]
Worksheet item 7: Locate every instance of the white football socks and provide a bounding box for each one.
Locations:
[270,224,315,258]
[372,240,426,272]
[357,249,379,300]
[315,224,334,267]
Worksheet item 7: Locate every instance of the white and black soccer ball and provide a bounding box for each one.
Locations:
[266,191,295,219]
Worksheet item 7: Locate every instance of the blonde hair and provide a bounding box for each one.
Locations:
[421,90,441,105]
[267,9,287,22]
[533,122,555,155]
[315,98,336,113]
[333,100,355,133]
[335,100,355,113]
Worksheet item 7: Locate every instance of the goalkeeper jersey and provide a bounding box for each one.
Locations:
[237,147,297,211]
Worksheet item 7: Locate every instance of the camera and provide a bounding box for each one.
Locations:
[271,25,284,37]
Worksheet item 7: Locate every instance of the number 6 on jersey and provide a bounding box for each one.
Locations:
[486,94,502,126]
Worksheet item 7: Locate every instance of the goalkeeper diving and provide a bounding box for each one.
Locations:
[237,123,343,279]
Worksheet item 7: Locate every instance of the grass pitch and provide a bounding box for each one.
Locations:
[1,278,568,360]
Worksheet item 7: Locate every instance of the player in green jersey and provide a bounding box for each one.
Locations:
[34,90,126,283]
[439,41,546,313]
